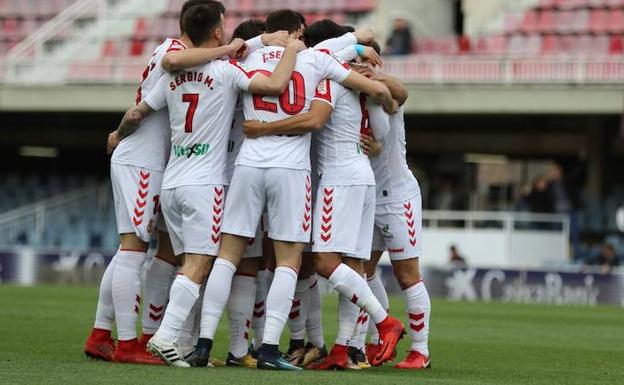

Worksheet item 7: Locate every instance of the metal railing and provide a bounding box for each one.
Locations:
[0,184,110,247]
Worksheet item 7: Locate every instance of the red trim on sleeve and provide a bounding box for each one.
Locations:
[228,59,253,78]
[166,39,187,52]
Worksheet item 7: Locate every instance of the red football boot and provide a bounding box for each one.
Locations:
[84,328,115,361]
[113,339,165,365]
[365,343,396,365]
[307,344,349,370]
[138,333,153,350]
[371,316,405,366]
[394,351,431,369]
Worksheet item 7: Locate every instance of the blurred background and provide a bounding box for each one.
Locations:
[1,0,623,304]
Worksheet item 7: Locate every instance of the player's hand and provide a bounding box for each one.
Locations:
[353,64,375,78]
[227,38,246,58]
[354,27,374,44]
[262,30,290,47]
[287,38,307,52]
[106,130,121,154]
[384,99,399,114]
[243,120,267,138]
[361,46,383,67]
[360,133,383,157]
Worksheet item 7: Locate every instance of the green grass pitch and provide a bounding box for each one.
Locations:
[1,285,623,385]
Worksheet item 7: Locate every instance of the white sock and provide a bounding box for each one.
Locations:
[142,257,176,335]
[336,294,360,346]
[404,281,431,356]
[251,269,271,349]
[306,276,325,348]
[227,274,256,358]
[199,258,236,339]
[288,278,310,340]
[155,275,200,344]
[263,266,298,345]
[368,274,389,311]
[328,264,387,324]
[177,284,203,350]
[93,255,117,330]
[112,249,147,340]
[348,309,368,350]
[367,273,389,343]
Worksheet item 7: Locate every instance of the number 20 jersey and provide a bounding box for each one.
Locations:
[236,46,352,171]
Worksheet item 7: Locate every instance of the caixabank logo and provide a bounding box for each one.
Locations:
[173,143,210,158]
[442,268,624,306]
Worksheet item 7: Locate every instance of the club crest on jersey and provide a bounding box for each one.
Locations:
[173,143,210,158]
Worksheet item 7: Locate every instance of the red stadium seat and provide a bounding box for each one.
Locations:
[539,10,557,32]
[589,9,609,34]
[609,35,623,54]
[134,17,148,40]
[556,10,576,33]
[129,39,145,56]
[570,9,590,34]
[540,34,560,54]
[521,10,540,33]
[101,40,117,58]
[606,10,624,33]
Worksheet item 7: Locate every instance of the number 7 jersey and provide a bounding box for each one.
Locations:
[145,59,254,190]
[236,46,351,171]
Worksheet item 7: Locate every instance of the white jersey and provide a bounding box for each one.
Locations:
[312,79,374,186]
[111,38,185,172]
[145,59,254,189]
[370,105,420,203]
[226,100,244,182]
[236,47,352,171]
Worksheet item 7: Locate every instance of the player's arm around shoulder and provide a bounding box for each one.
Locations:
[161,39,246,72]
[243,100,333,139]
[341,69,396,114]
[248,39,306,95]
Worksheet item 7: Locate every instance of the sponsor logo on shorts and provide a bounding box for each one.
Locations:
[382,224,394,240]
[173,143,210,158]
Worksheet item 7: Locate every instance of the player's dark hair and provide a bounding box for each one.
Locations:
[303,19,354,48]
[232,19,266,41]
[294,11,306,28]
[179,0,225,33]
[265,9,304,33]
[367,40,381,55]
[182,4,223,46]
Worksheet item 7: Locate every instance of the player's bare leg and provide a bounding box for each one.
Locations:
[148,253,214,367]
[286,254,315,365]
[391,257,431,370]
[255,240,304,370]
[140,231,178,348]
[226,257,260,368]
[311,252,404,368]
[185,233,247,367]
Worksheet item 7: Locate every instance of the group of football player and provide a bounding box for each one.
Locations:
[84,0,431,371]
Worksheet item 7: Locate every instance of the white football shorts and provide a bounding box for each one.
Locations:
[371,193,423,260]
[160,184,225,256]
[311,184,375,260]
[222,166,311,243]
[111,163,163,243]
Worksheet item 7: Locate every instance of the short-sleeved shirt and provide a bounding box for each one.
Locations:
[235,47,351,171]
[111,38,185,172]
[312,79,374,186]
[145,59,254,189]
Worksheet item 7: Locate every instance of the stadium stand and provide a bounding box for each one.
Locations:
[413,0,624,56]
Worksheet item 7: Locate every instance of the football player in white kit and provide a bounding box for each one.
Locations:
[354,64,433,370]
[86,0,242,365]
[241,20,405,370]
[192,10,401,370]
[110,5,304,367]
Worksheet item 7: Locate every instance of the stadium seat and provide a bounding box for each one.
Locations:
[539,10,557,32]
[606,10,624,33]
[521,10,540,33]
[609,35,624,53]
[589,9,609,33]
